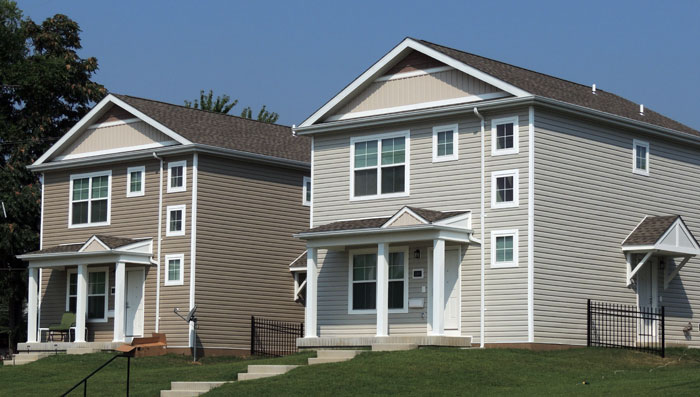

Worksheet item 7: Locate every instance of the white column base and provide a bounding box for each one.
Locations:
[75,264,88,343]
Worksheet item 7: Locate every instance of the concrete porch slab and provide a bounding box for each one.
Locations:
[297,335,472,348]
[17,341,122,353]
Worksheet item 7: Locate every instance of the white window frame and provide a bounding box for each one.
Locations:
[491,229,519,268]
[632,139,650,176]
[432,124,459,162]
[165,254,185,286]
[302,176,311,206]
[167,160,187,193]
[491,116,519,156]
[166,204,186,237]
[349,130,410,201]
[68,170,112,228]
[65,267,109,323]
[491,169,519,209]
[347,246,409,315]
[126,166,145,197]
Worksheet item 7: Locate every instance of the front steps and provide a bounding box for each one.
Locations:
[160,381,229,397]
[308,349,362,364]
[2,352,51,366]
[372,343,418,351]
[238,365,300,381]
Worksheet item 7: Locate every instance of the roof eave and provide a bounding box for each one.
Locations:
[294,224,473,240]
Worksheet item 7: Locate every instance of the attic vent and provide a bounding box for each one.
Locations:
[592,84,596,94]
[640,104,644,116]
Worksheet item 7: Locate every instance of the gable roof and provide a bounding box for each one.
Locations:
[24,235,144,255]
[622,215,700,248]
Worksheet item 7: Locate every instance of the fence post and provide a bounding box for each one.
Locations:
[250,316,255,356]
[661,306,665,358]
[587,299,591,347]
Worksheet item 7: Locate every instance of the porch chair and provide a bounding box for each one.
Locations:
[48,312,76,342]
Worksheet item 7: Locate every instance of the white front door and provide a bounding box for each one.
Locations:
[125,269,144,337]
[444,249,461,334]
[636,257,658,342]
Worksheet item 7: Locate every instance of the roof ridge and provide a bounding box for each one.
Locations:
[112,93,292,129]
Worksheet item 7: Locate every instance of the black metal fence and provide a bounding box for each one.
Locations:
[250,316,304,357]
[587,299,665,357]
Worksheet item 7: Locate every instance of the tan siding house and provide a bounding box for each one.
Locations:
[19,94,309,356]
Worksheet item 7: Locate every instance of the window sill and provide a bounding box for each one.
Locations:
[348,308,409,315]
[633,169,649,176]
[166,187,186,193]
[165,231,186,237]
[491,202,519,209]
[87,318,108,323]
[350,191,410,202]
[126,191,145,198]
[69,222,111,229]
[164,281,184,286]
[492,149,519,156]
[432,155,458,163]
[491,263,518,269]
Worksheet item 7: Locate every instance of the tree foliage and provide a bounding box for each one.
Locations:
[240,105,279,124]
[0,0,105,349]
[185,89,279,123]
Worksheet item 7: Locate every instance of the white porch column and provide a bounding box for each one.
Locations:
[305,247,318,338]
[113,261,126,343]
[431,239,445,335]
[376,243,389,337]
[75,264,88,343]
[27,267,38,343]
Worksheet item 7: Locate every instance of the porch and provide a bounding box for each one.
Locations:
[294,206,477,347]
[18,235,153,348]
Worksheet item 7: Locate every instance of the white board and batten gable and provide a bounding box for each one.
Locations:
[34,94,192,166]
[297,38,531,129]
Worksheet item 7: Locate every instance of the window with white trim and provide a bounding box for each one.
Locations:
[127,166,145,197]
[351,131,409,199]
[165,254,184,286]
[633,139,649,176]
[303,176,311,206]
[66,269,109,321]
[491,169,519,208]
[167,161,187,193]
[491,116,519,156]
[349,248,408,313]
[166,205,186,237]
[432,124,458,162]
[491,230,518,268]
[70,171,111,227]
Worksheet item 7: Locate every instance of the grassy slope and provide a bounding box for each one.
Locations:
[0,351,312,396]
[207,347,700,396]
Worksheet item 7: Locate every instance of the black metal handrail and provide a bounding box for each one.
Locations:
[61,352,132,397]
[251,316,304,357]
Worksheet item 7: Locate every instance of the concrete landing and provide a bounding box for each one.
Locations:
[298,335,472,349]
[160,381,230,397]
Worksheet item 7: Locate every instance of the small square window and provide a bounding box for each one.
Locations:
[127,166,145,197]
[432,124,458,162]
[491,230,518,268]
[166,205,186,236]
[633,139,649,176]
[491,116,519,156]
[491,170,519,208]
[165,254,184,286]
[167,161,187,193]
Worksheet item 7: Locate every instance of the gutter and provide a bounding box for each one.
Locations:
[17,249,153,261]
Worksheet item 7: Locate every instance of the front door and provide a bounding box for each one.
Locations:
[636,257,658,342]
[125,269,144,337]
[444,249,460,334]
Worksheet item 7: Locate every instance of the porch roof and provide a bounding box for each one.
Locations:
[17,235,153,268]
[622,215,700,256]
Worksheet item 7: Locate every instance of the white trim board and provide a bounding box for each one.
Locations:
[54,141,179,161]
[375,65,454,82]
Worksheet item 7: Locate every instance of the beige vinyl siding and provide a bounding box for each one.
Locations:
[332,69,503,118]
[194,155,307,351]
[533,108,700,346]
[312,107,531,343]
[57,121,173,158]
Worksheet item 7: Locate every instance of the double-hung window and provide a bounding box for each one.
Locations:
[66,269,108,321]
[165,254,184,286]
[633,139,649,176]
[127,166,145,197]
[70,171,111,227]
[351,131,409,199]
[491,230,518,268]
[166,205,186,237]
[491,169,519,208]
[491,116,519,156]
[302,176,311,206]
[432,124,459,162]
[349,248,408,313]
[167,161,187,193]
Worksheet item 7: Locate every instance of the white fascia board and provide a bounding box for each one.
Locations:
[297,224,473,248]
[20,250,152,268]
[289,267,307,272]
[621,215,649,245]
[108,95,192,145]
[298,38,530,128]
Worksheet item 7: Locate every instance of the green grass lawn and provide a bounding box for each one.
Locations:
[0,351,312,396]
[207,347,700,396]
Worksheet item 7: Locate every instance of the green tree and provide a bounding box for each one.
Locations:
[0,0,105,350]
[240,105,279,124]
[184,89,238,114]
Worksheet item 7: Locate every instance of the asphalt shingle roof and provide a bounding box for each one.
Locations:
[114,94,310,163]
[25,235,142,255]
[623,216,679,246]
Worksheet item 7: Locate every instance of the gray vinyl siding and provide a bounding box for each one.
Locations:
[533,108,700,346]
[312,107,532,343]
[194,154,307,351]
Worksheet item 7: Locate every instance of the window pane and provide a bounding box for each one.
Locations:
[69,273,77,296]
[69,297,77,314]
[352,282,376,310]
[130,171,142,192]
[388,280,404,309]
[497,123,514,150]
[437,131,453,157]
[171,166,183,188]
[72,202,88,224]
[168,259,181,281]
[72,178,89,201]
[354,169,378,196]
[354,141,378,168]
[496,176,514,203]
[89,272,105,295]
[496,236,514,263]
[91,200,108,223]
[305,181,311,202]
[381,165,405,194]
[636,146,647,170]
[91,176,109,199]
[87,296,105,319]
[169,210,182,232]
[382,137,405,165]
[388,252,404,279]
[353,254,376,281]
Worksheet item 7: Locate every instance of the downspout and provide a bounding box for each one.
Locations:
[473,107,485,349]
[153,152,164,333]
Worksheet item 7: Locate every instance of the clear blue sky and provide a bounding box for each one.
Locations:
[20,0,700,130]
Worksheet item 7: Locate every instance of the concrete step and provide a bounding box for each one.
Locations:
[67,348,98,355]
[371,343,418,351]
[247,364,299,374]
[308,357,353,365]
[238,372,279,381]
[316,349,362,359]
[3,352,51,366]
[160,390,204,397]
[171,381,228,392]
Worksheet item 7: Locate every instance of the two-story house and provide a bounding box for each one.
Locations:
[292,38,700,349]
[18,94,309,356]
